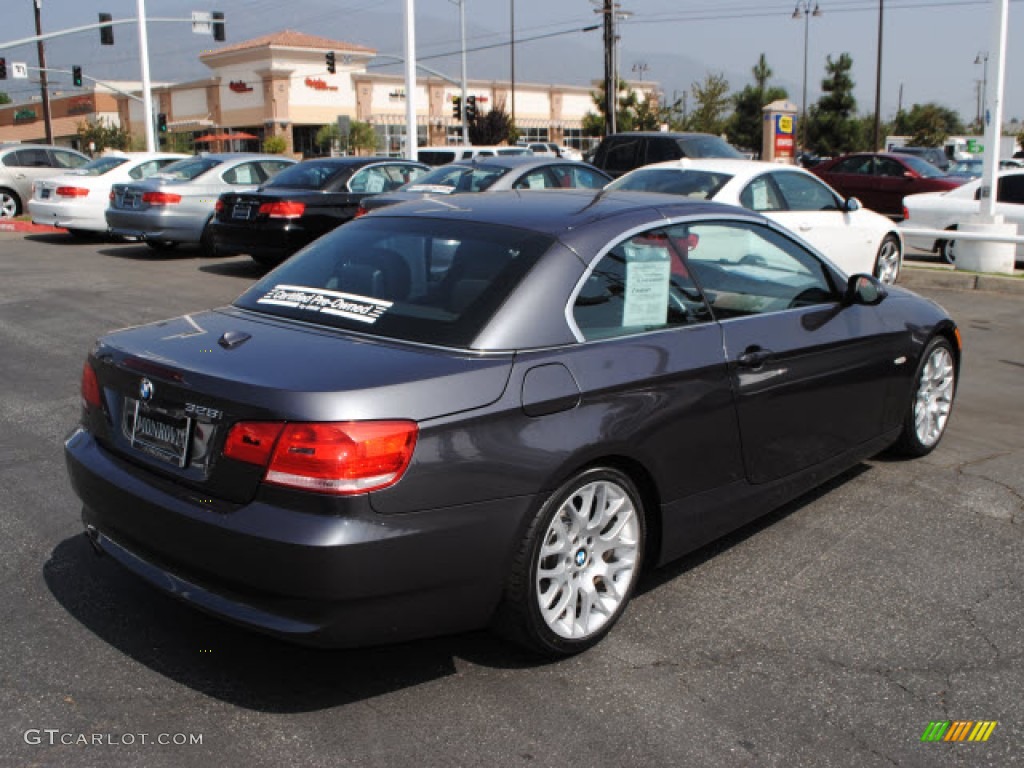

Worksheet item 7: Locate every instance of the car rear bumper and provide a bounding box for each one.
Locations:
[29,200,107,232]
[64,427,533,647]
[106,208,205,244]
[211,220,316,260]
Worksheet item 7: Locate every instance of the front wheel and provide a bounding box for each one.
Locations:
[874,234,902,284]
[939,228,957,264]
[495,467,645,656]
[892,336,957,457]
[0,188,21,219]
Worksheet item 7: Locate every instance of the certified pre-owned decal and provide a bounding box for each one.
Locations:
[257,284,392,324]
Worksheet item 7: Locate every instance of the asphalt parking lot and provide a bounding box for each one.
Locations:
[0,232,1021,768]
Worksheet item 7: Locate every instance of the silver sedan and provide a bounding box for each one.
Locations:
[106,153,295,254]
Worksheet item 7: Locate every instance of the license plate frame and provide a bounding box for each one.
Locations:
[124,397,192,468]
[231,204,252,220]
[40,188,51,199]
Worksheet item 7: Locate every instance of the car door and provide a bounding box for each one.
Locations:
[682,219,897,484]
[757,170,872,275]
[994,174,1024,259]
[6,148,58,205]
[821,155,875,206]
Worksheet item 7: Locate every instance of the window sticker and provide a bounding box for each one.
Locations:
[622,242,671,327]
[257,284,392,324]
[751,180,769,211]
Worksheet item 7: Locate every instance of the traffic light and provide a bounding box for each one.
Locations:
[452,96,462,121]
[157,113,168,133]
[0,59,6,81]
[98,13,114,45]
[465,95,477,122]
[325,51,336,74]
[211,11,225,42]
[72,66,83,87]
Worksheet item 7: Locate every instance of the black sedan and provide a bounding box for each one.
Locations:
[357,155,611,214]
[65,190,960,656]
[211,157,429,266]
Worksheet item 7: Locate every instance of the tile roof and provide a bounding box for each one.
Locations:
[201,30,376,57]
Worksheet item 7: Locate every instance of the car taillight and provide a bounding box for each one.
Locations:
[57,186,89,197]
[223,420,418,494]
[142,191,182,205]
[109,190,115,201]
[81,362,102,409]
[354,205,368,218]
[215,198,225,214]
[902,205,909,220]
[258,201,305,219]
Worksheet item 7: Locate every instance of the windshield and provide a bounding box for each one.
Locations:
[608,168,733,199]
[74,156,129,176]
[677,136,745,159]
[235,216,553,348]
[901,155,946,178]
[405,164,509,193]
[156,156,222,180]
[265,161,348,190]
[950,160,983,174]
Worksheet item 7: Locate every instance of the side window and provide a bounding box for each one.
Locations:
[129,160,161,179]
[512,169,554,190]
[573,227,711,341]
[259,161,293,180]
[15,149,50,167]
[876,158,905,177]
[602,139,640,175]
[833,156,871,175]
[645,138,683,163]
[684,221,837,319]
[997,175,1024,204]
[52,151,86,169]
[222,163,263,185]
[739,176,784,212]
[570,167,609,189]
[349,167,390,194]
[771,171,840,211]
[382,164,425,190]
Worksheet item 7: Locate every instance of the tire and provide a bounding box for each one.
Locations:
[873,234,902,285]
[199,221,218,258]
[145,240,178,251]
[939,228,957,264]
[891,336,957,457]
[495,467,646,656]
[0,188,21,219]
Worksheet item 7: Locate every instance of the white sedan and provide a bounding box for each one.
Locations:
[29,151,187,236]
[901,169,1024,263]
[607,158,904,283]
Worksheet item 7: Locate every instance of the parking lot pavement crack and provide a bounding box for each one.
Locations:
[961,605,1001,660]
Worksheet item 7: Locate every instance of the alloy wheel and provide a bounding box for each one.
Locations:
[914,345,955,447]
[0,192,18,219]
[875,236,901,284]
[535,479,640,640]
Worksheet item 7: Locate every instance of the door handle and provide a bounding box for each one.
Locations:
[737,346,773,369]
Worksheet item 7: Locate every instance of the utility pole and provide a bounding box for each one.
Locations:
[872,0,884,151]
[510,0,515,131]
[33,0,53,144]
[458,0,467,145]
[602,0,615,135]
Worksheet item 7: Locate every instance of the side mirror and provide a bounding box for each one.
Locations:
[843,274,888,306]
[843,197,861,212]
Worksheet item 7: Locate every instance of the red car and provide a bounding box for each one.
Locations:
[811,152,964,217]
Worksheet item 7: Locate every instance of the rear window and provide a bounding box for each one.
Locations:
[676,135,744,159]
[608,169,732,199]
[266,161,347,190]
[235,217,554,348]
[405,164,509,194]
[901,155,945,178]
[156,156,221,180]
[74,156,129,176]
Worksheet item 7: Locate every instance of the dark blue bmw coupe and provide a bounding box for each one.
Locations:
[65,189,960,656]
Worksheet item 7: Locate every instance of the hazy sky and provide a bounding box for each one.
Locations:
[2,0,1021,128]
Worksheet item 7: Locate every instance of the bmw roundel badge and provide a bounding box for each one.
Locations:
[139,378,154,402]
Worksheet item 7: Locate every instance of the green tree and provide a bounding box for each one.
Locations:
[0,92,11,105]
[805,53,861,156]
[727,54,788,154]
[468,98,517,145]
[75,118,129,155]
[262,135,287,154]
[890,103,964,146]
[346,121,378,155]
[685,72,731,135]
[315,123,341,155]
[583,80,657,135]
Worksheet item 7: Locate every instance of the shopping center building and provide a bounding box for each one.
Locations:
[0,30,657,156]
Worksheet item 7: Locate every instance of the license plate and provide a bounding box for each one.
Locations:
[232,204,252,220]
[123,397,192,467]
[40,188,51,199]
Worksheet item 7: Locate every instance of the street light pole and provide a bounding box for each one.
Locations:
[975,51,989,129]
[459,0,467,145]
[137,0,156,152]
[792,1,821,153]
[873,0,884,150]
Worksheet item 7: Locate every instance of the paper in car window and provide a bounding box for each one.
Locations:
[527,174,545,190]
[751,180,769,210]
[622,242,670,327]
[364,172,385,194]
[406,184,454,194]
[257,284,392,324]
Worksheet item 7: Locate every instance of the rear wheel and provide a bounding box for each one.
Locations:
[495,467,645,656]
[892,336,957,457]
[0,188,20,218]
[200,221,218,258]
[874,234,902,284]
[939,228,957,264]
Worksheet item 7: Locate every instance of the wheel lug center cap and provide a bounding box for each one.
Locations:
[574,548,587,568]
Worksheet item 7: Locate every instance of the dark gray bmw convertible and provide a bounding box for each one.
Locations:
[65,190,960,656]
